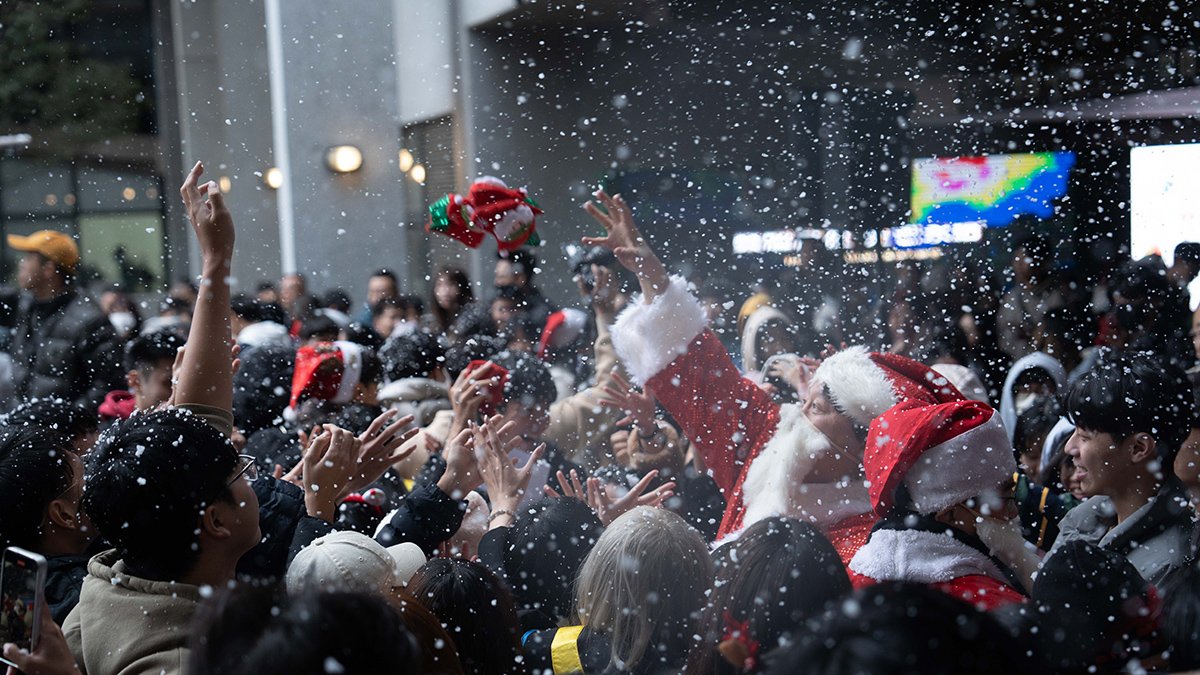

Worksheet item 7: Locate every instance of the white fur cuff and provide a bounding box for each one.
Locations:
[611,275,708,385]
[849,529,1007,585]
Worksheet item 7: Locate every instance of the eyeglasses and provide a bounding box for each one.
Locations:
[228,454,259,486]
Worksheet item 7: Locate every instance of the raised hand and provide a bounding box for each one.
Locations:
[586,470,676,525]
[581,190,669,301]
[180,161,234,271]
[437,428,481,500]
[599,371,657,429]
[343,410,419,495]
[447,362,502,438]
[474,420,545,524]
[301,425,363,522]
[544,468,675,525]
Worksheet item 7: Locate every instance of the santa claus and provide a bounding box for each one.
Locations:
[583,190,964,564]
[848,399,1029,610]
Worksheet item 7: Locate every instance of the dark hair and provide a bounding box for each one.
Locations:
[82,409,238,580]
[998,539,1161,672]
[5,398,98,448]
[1065,351,1194,474]
[444,334,505,380]
[380,331,445,382]
[500,248,538,280]
[397,294,424,316]
[190,587,420,675]
[371,268,399,285]
[1174,242,1200,267]
[370,297,396,319]
[495,351,557,410]
[124,330,184,374]
[431,267,474,332]
[392,587,466,675]
[230,293,263,322]
[322,288,353,313]
[359,349,383,386]
[0,426,74,550]
[341,322,384,351]
[689,518,852,674]
[254,280,276,293]
[504,497,604,621]
[299,315,340,342]
[491,285,523,305]
[1014,396,1061,460]
[233,344,296,436]
[1163,559,1200,670]
[409,558,524,675]
[765,582,1038,675]
[1113,258,1170,303]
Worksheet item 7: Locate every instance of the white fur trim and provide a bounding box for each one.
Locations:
[849,528,1008,585]
[740,403,872,530]
[812,346,897,426]
[904,412,1016,514]
[333,340,364,404]
[611,275,708,385]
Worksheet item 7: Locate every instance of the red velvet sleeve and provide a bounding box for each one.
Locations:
[646,330,781,493]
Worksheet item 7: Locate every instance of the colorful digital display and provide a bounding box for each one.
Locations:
[910,152,1075,227]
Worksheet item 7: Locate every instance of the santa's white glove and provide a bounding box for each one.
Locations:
[976,517,1041,595]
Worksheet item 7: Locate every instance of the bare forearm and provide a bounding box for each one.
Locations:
[174,258,233,411]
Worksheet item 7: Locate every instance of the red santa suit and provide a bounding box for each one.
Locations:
[848,399,1028,611]
[611,276,965,565]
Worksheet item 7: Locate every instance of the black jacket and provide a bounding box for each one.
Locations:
[45,554,90,624]
[237,475,334,581]
[10,290,122,410]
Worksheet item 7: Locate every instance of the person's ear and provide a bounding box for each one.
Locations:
[46,498,80,530]
[201,503,233,541]
[1129,433,1157,465]
[126,369,141,394]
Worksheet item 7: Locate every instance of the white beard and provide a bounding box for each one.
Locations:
[738,403,871,531]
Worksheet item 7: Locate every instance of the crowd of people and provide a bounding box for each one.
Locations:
[0,159,1198,675]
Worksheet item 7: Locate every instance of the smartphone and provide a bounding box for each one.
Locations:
[0,546,47,665]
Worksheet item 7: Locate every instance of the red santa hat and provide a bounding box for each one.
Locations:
[290,340,365,409]
[811,347,965,427]
[863,399,1015,517]
[537,308,588,360]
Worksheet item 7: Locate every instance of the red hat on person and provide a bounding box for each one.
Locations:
[863,399,1015,517]
[290,341,365,409]
[537,308,588,360]
[811,347,966,427]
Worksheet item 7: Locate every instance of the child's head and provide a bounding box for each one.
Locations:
[1064,351,1194,497]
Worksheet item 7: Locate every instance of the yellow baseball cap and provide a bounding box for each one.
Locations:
[7,230,80,272]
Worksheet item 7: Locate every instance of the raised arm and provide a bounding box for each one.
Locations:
[582,189,780,492]
[175,161,236,412]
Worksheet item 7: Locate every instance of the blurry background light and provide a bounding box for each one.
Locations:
[218,176,233,193]
[409,163,426,184]
[121,187,136,201]
[326,145,363,173]
[398,148,414,172]
[264,167,283,189]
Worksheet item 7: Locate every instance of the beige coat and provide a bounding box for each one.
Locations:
[63,550,203,675]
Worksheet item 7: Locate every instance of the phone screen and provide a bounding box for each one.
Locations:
[1,552,41,650]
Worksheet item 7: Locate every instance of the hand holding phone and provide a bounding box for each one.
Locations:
[0,547,48,669]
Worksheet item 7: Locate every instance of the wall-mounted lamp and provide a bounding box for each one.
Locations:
[325,145,363,174]
[264,167,283,190]
[398,148,414,173]
[409,163,426,184]
[218,176,233,193]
